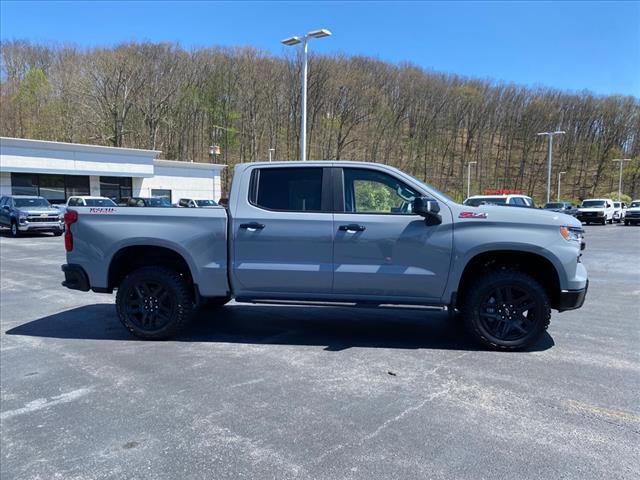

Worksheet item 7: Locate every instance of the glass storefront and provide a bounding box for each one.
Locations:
[11,173,90,203]
[99,176,132,204]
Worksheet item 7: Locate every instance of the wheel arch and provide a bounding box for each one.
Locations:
[454,249,562,310]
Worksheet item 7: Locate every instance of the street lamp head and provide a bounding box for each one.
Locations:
[281,36,302,46]
[307,28,332,39]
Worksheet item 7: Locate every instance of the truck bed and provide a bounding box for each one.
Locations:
[66,206,229,297]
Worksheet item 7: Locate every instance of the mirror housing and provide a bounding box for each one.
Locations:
[412,196,442,225]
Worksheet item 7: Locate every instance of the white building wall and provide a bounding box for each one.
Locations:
[0,172,11,196]
[138,161,224,201]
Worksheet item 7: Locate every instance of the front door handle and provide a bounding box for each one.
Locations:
[338,224,366,232]
[239,222,265,230]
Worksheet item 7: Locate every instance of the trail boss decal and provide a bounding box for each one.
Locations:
[459,211,488,219]
[88,207,116,214]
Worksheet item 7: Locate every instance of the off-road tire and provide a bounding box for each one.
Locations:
[116,266,194,340]
[10,220,19,237]
[461,270,551,351]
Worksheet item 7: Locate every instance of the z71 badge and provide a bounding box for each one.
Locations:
[459,211,488,219]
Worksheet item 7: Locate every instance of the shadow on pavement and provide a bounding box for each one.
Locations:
[5,303,554,353]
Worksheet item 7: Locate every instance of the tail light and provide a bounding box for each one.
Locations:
[64,210,78,252]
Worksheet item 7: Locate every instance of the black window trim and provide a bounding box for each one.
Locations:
[248,166,333,214]
[334,167,422,216]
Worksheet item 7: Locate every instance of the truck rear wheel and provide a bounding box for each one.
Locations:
[461,271,550,351]
[116,266,194,340]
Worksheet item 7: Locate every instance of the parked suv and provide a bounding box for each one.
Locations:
[624,200,640,225]
[612,202,627,223]
[177,198,218,208]
[464,194,535,208]
[576,198,615,225]
[0,195,64,237]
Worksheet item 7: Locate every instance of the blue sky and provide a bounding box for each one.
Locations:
[1,0,639,96]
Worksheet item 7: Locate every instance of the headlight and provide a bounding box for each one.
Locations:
[560,226,583,243]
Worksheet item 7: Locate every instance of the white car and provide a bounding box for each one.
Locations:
[612,201,627,222]
[463,194,535,208]
[177,198,218,208]
[624,200,640,226]
[577,198,615,225]
[66,196,118,209]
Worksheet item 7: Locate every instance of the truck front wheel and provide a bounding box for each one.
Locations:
[461,271,550,351]
[116,266,194,340]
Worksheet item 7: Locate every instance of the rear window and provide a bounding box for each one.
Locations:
[464,197,507,206]
[252,168,324,212]
[85,198,117,207]
[196,199,217,207]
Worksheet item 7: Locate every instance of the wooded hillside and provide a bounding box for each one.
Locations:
[1,41,638,201]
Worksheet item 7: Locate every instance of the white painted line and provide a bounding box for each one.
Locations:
[0,387,93,421]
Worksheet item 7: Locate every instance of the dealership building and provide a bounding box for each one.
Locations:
[0,137,225,204]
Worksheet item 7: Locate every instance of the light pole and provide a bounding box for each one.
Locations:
[537,130,565,204]
[557,171,566,202]
[612,159,631,200]
[268,148,275,162]
[281,29,332,161]
[466,161,477,199]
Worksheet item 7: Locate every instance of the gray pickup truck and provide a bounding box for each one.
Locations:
[61,161,588,350]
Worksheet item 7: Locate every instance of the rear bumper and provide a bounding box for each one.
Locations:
[61,264,90,292]
[557,279,588,311]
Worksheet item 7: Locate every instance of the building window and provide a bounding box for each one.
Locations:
[66,176,90,198]
[11,173,90,203]
[11,173,39,196]
[100,176,132,204]
[151,189,172,202]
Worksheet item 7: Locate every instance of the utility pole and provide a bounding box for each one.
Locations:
[612,159,631,200]
[281,29,332,161]
[557,171,566,202]
[466,161,477,199]
[537,130,565,204]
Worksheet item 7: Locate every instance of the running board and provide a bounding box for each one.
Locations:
[233,298,447,312]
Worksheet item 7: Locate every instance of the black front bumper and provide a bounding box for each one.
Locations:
[558,280,588,311]
[61,264,90,292]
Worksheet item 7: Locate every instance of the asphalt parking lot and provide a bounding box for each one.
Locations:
[1,224,639,480]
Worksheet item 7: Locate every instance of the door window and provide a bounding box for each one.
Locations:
[343,168,418,214]
[252,168,324,212]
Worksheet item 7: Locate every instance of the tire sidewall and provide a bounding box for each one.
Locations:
[116,267,193,340]
[464,272,550,350]
[10,221,18,237]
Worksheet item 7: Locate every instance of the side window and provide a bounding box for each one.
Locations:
[253,167,324,212]
[178,199,187,207]
[511,197,526,206]
[68,198,78,207]
[343,168,418,214]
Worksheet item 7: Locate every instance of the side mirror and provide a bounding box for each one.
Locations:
[412,197,442,225]
[2,205,9,211]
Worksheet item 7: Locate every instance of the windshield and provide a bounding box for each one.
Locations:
[146,198,171,207]
[14,198,51,208]
[195,199,217,207]
[581,200,605,208]
[631,201,640,208]
[544,202,564,209]
[85,198,117,207]
[464,197,507,206]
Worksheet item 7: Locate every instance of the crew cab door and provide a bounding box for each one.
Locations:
[231,166,334,297]
[332,167,453,303]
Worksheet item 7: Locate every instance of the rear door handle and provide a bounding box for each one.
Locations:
[239,222,265,230]
[338,224,366,232]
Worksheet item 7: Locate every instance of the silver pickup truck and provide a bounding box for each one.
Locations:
[61,161,588,350]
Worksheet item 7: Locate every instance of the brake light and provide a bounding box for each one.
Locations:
[64,210,78,252]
